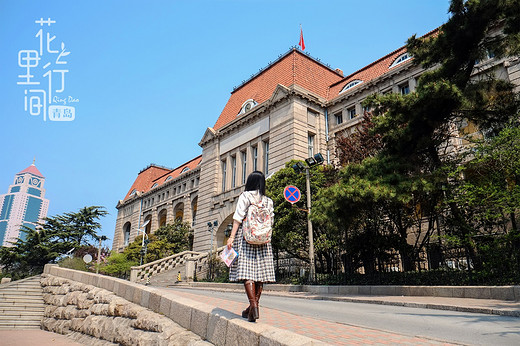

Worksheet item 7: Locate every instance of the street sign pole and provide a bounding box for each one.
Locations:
[305,167,316,283]
[284,183,315,282]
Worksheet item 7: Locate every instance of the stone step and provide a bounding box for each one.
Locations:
[0,293,43,299]
[0,296,44,302]
[0,275,44,328]
[0,312,44,318]
[0,290,43,297]
[0,302,45,308]
[2,282,41,287]
[0,322,41,330]
[0,304,45,311]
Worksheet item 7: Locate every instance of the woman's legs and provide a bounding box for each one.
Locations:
[242,281,263,319]
[243,280,259,322]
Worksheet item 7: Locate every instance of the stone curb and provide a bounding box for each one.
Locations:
[43,265,327,346]
[179,282,520,301]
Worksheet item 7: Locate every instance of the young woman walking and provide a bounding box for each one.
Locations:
[227,171,275,322]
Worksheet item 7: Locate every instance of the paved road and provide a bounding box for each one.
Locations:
[166,287,520,345]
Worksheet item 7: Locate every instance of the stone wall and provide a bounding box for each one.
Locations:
[40,274,208,346]
[43,264,324,346]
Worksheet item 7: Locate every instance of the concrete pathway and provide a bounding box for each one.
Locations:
[0,329,83,346]
[160,288,458,345]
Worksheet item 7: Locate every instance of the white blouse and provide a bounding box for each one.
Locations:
[233,190,274,223]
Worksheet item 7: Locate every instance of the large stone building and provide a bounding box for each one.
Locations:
[112,35,520,254]
[0,161,50,247]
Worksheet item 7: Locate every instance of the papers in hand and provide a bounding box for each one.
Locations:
[220,247,238,267]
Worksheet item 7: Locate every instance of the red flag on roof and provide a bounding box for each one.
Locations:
[299,26,305,51]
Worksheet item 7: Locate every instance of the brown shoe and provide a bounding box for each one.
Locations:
[242,281,263,318]
[243,280,259,322]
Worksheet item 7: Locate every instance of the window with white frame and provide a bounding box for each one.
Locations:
[308,134,315,157]
[252,145,258,171]
[238,99,257,115]
[399,83,410,95]
[389,52,412,68]
[340,79,363,93]
[241,151,247,184]
[231,155,237,188]
[348,107,356,120]
[263,141,269,174]
[335,112,343,125]
[221,159,227,191]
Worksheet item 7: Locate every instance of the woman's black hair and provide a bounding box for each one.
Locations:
[244,171,266,195]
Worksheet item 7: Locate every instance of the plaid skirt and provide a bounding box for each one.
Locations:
[229,225,276,282]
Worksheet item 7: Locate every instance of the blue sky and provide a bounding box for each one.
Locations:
[0,0,451,248]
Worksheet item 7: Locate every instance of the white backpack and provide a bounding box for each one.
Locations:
[242,195,273,245]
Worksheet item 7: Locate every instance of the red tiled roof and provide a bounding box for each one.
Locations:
[18,164,44,178]
[328,47,409,98]
[328,28,440,99]
[213,49,344,130]
[123,156,202,201]
[153,156,202,185]
[123,165,172,201]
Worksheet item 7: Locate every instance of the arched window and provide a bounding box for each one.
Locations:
[181,167,190,173]
[389,52,412,68]
[237,99,257,115]
[165,176,173,182]
[158,209,167,228]
[123,222,131,247]
[340,80,363,93]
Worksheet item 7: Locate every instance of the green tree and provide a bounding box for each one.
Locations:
[443,123,520,281]
[0,206,107,278]
[315,0,520,278]
[266,161,340,275]
[123,220,193,264]
[101,252,137,278]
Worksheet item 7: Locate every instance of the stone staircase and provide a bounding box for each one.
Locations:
[0,275,44,329]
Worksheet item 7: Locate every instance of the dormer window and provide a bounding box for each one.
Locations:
[389,52,412,68]
[238,99,257,115]
[340,80,363,94]
[181,167,190,173]
[165,176,173,182]
[151,183,158,189]
[129,189,137,196]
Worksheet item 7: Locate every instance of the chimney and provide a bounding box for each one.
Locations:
[335,68,343,76]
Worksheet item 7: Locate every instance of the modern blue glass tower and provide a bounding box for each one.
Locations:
[0,162,49,247]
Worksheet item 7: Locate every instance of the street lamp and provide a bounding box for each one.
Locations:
[136,219,150,266]
[207,220,218,279]
[96,235,109,274]
[292,152,324,283]
[224,224,232,238]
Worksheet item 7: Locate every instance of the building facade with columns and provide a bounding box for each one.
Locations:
[0,162,50,247]
[113,40,520,253]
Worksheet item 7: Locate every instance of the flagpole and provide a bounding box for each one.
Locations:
[299,24,305,51]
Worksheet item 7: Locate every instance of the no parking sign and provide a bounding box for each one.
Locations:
[283,185,301,204]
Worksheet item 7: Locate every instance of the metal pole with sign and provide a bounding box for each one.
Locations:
[305,168,316,282]
[291,153,324,283]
